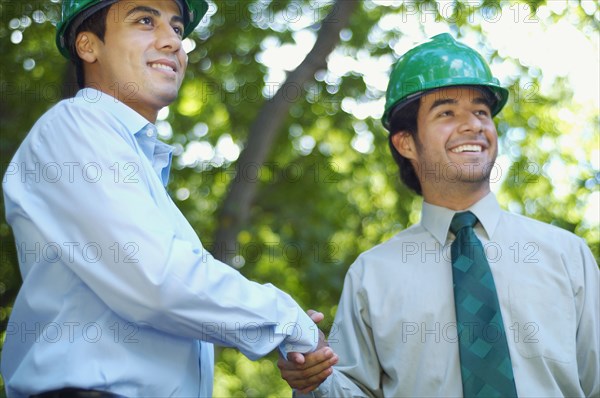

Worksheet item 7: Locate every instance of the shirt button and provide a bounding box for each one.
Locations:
[146,128,156,137]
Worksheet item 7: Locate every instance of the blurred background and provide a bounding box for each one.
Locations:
[0,0,598,396]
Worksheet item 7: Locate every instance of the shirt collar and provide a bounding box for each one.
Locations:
[420,192,501,244]
[134,125,174,187]
[76,88,149,135]
[76,88,173,186]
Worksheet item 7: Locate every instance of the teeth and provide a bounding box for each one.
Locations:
[451,144,482,153]
[151,63,174,72]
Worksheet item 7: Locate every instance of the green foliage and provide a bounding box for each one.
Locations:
[214,349,293,397]
[1,0,598,395]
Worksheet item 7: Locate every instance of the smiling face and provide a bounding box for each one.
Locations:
[76,0,187,122]
[391,86,498,208]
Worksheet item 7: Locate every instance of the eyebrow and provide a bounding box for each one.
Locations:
[125,5,184,25]
[428,98,456,112]
[428,95,491,112]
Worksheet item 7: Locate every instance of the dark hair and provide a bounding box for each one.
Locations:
[70,6,111,89]
[387,99,422,195]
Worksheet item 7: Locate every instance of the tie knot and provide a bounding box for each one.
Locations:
[450,211,477,234]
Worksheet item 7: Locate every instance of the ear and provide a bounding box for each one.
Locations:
[74,32,98,64]
[391,131,418,161]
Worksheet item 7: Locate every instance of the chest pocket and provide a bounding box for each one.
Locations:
[508,282,575,363]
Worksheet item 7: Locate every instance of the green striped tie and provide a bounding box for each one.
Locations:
[450,211,518,397]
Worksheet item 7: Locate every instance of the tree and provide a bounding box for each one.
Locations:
[1,1,598,396]
[213,0,359,264]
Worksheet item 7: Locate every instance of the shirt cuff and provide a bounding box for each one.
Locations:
[293,376,331,398]
[275,302,319,357]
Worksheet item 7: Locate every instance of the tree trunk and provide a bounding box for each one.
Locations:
[213,0,358,263]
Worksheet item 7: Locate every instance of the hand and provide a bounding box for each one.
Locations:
[287,310,328,365]
[278,310,339,394]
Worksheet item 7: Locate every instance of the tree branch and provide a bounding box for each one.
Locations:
[212,0,358,263]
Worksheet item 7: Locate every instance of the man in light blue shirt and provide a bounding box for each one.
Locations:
[1,1,332,396]
[279,34,599,397]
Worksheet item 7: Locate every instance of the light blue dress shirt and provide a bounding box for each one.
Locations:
[304,193,599,397]
[2,89,318,397]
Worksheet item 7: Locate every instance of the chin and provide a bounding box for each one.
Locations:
[154,91,179,106]
[145,82,180,101]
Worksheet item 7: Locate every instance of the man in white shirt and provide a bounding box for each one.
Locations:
[1,1,332,396]
[279,33,599,397]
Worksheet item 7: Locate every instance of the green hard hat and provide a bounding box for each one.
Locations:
[56,0,209,59]
[382,33,509,130]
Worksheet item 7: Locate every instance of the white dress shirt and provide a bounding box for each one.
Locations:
[2,89,318,397]
[307,193,599,397]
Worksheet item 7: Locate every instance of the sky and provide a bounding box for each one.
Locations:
[257,1,599,107]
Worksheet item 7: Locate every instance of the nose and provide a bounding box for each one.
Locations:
[155,24,182,53]
[458,112,483,134]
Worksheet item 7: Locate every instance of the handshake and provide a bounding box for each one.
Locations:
[278,310,339,394]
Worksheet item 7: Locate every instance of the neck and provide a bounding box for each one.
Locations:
[84,83,158,123]
[123,102,158,123]
[421,182,491,211]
